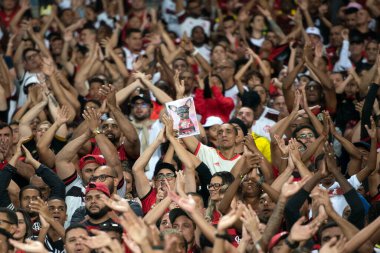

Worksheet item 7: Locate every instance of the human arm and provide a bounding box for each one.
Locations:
[234,54,253,95]
[23,146,65,199]
[19,98,48,138]
[282,60,304,111]
[132,128,165,198]
[298,0,314,27]
[55,131,92,180]
[36,106,70,168]
[257,176,309,251]
[356,117,377,182]
[134,72,173,104]
[101,85,140,159]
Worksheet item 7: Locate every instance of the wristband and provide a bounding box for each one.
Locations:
[281,156,288,160]
[215,232,229,240]
[285,237,299,249]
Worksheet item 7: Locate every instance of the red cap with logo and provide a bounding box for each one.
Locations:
[79,154,106,170]
[85,182,110,197]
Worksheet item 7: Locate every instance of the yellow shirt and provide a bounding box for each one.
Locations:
[252,132,271,162]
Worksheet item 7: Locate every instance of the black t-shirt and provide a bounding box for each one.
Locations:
[44,234,64,253]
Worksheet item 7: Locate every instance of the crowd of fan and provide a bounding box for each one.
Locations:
[0,0,380,252]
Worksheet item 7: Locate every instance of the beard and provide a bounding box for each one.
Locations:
[86,205,110,220]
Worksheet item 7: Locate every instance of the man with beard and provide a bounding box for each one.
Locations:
[130,94,163,178]
[56,108,128,226]
[83,182,113,230]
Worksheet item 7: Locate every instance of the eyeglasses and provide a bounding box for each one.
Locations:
[90,174,115,182]
[207,183,224,190]
[0,219,13,226]
[297,133,315,139]
[156,173,176,181]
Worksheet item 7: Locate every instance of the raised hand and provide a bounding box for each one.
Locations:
[288,138,302,162]
[240,205,261,242]
[310,187,334,214]
[244,134,258,153]
[174,70,185,99]
[99,84,117,109]
[365,116,377,139]
[41,57,56,76]
[288,216,320,242]
[29,197,50,220]
[101,194,131,213]
[63,29,73,42]
[82,108,101,132]
[281,175,310,199]
[56,105,70,126]
[180,33,194,54]
[9,239,48,253]
[274,134,288,156]
[217,207,243,231]
[341,28,349,41]
[319,236,347,253]
[21,145,37,165]
[168,191,196,213]
[162,113,176,139]
[175,171,186,197]
[298,0,309,11]
[119,213,149,245]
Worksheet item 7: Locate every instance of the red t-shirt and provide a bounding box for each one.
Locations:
[140,188,157,215]
[212,210,240,247]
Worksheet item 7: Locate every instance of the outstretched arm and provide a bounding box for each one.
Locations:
[55,131,92,180]
[132,129,165,198]
[19,98,48,138]
[102,85,140,159]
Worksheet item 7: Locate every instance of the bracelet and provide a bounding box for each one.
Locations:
[215,232,229,240]
[281,156,288,160]
[285,237,299,249]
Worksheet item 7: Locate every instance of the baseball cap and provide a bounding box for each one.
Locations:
[79,154,106,170]
[203,116,224,128]
[24,75,40,94]
[353,141,370,151]
[229,117,248,136]
[85,182,110,197]
[130,94,152,106]
[169,208,192,224]
[268,231,288,251]
[306,27,322,39]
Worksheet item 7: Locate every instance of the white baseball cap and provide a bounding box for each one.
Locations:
[203,116,224,128]
[306,27,322,39]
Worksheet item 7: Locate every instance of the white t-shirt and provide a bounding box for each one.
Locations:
[250,37,265,47]
[251,107,276,141]
[122,47,145,71]
[178,12,211,37]
[224,84,240,118]
[194,143,241,174]
[319,175,361,216]
[161,0,180,35]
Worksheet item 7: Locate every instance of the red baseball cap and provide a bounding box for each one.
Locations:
[79,154,106,170]
[85,182,110,197]
[268,231,288,251]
